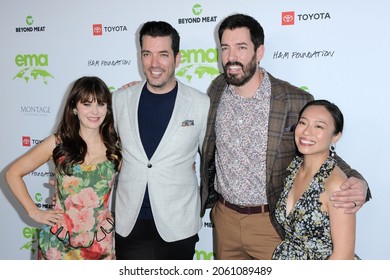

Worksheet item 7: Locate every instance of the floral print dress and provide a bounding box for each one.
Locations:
[38,160,116,260]
[272,156,339,260]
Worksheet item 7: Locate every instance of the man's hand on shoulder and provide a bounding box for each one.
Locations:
[121,81,141,89]
[330,177,368,214]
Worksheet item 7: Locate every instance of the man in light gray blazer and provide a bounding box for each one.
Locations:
[112,21,210,260]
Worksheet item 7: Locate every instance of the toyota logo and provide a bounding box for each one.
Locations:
[283,15,294,22]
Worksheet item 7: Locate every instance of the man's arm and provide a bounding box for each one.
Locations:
[120,80,141,89]
[331,153,371,214]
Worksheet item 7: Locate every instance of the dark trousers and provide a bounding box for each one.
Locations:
[115,218,199,260]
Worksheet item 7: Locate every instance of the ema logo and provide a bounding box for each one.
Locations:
[22,136,31,147]
[282,11,295,25]
[13,54,54,84]
[20,226,39,256]
[176,48,220,84]
[194,249,215,260]
[93,24,103,36]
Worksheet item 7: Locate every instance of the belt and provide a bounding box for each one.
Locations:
[219,196,269,214]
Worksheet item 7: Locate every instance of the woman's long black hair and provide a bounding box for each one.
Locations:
[52,76,121,175]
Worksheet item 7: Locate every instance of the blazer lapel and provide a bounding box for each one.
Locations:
[266,95,287,184]
[128,82,148,159]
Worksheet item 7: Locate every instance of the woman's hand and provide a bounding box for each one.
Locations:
[29,208,64,226]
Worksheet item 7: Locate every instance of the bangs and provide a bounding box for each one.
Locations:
[78,88,109,104]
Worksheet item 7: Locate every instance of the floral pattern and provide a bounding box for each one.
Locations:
[272,156,358,260]
[38,160,116,260]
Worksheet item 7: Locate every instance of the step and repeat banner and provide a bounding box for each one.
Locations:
[0,0,388,260]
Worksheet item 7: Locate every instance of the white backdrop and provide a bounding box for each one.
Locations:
[0,0,388,260]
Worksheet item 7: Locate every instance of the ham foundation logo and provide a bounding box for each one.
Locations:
[282,11,295,25]
[93,24,103,36]
[27,170,55,177]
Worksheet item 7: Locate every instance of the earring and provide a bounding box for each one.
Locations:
[330,144,336,157]
[73,108,77,115]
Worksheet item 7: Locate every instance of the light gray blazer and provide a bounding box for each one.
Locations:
[112,80,210,242]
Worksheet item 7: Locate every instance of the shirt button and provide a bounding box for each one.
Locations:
[147,163,152,168]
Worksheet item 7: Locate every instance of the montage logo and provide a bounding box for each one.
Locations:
[13,53,54,84]
[178,4,217,24]
[176,48,220,84]
[21,105,52,117]
[16,15,46,33]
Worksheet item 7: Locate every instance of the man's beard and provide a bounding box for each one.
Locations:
[223,56,258,87]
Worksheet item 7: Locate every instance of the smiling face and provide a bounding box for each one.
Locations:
[141,35,180,94]
[295,105,342,158]
[220,27,264,86]
[74,97,107,131]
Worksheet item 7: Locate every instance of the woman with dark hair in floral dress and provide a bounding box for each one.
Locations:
[5,76,122,259]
